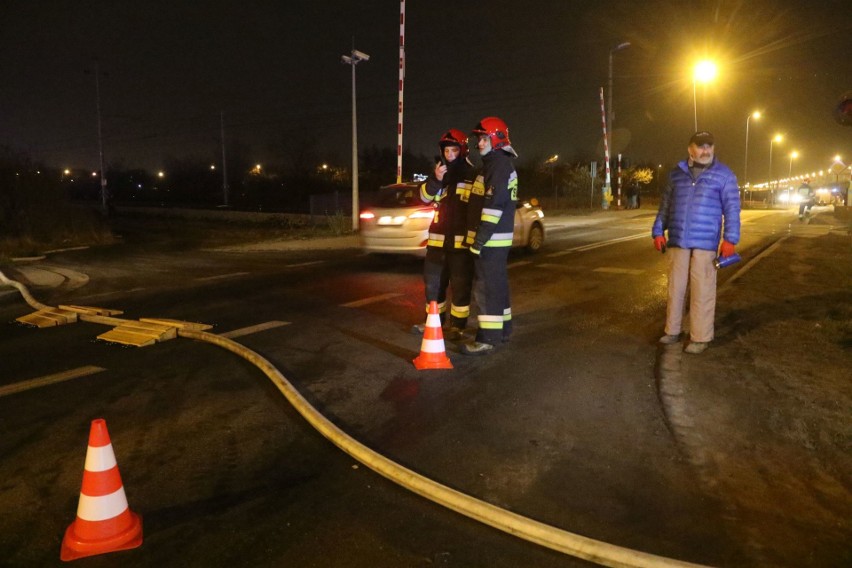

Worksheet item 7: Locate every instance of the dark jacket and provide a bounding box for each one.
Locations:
[652,158,740,251]
[419,158,476,249]
[469,149,518,249]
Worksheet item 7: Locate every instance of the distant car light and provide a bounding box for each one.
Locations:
[359,211,375,220]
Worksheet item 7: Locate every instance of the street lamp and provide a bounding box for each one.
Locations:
[341,48,370,232]
[788,150,798,201]
[607,41,631,154]
[693,60,717,131]
[744,111,760,189]
[768,134,783,194]
[545,154,559,208]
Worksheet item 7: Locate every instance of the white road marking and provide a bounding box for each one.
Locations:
[593,267,645,275]
[547,232,647,257]
[0,366,106,398]
[195,272,250,282]
[285,261,324,268]
[508,260,532,269]
[77,287,146,300]
[341,292,404,308]
[221,321,291,339]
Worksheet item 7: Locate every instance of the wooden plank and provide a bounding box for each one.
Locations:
[139,317,213,331]
[59,304,124,316]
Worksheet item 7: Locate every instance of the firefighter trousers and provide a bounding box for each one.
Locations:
[472,246,512,345]
[423,246,473,328]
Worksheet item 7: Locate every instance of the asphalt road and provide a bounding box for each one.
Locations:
[0,208,843,567]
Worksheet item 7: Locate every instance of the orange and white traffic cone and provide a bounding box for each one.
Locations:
[61,419,143,562]
[413,301,453,370]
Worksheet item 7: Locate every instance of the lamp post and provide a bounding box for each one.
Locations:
[545,154,559,208]
[693,60,717,131]
[607,41,631,154]
[744,111,760,199]
[341,48,370,232]
[788,150,798,202]
[768,134,783,196]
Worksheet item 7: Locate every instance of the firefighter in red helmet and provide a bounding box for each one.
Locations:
[413,128,477,339]
[463,117,518,355]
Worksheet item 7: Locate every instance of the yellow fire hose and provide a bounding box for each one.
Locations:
[1,268,712,568]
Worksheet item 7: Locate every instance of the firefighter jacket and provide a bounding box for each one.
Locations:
[419,158,476,250]
[468,149,518,251]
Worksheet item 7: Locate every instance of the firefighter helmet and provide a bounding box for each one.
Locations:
[439,128,469,158]
[472,116,511,151]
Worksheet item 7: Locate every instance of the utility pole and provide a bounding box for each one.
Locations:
[92,60,108,214]
[220,110,229,207]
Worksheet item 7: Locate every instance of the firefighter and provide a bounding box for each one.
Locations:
[414,128,476,340]
[463,116,518,355]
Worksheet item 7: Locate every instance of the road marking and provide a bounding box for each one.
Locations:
[285,261,324,268]
[508,260,532,269]
[547,232,647,257]
[78,287,146,301]
[341,292,403,308]
[221,321,291,339]
[0,366,106,398]
[195,272,250,282]
[593,267,645,275]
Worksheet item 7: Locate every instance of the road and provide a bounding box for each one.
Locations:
[0,208,842,567]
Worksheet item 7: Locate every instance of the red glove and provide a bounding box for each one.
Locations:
[719,240,736,258]
[653,236,667,252]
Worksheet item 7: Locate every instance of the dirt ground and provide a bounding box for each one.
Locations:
[659,212,851,567]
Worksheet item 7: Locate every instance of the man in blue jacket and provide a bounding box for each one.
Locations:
[652,131,741,354]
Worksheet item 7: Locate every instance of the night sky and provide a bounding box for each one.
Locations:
[1,1,849,184]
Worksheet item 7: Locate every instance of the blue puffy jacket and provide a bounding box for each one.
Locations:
[652,158,740,251]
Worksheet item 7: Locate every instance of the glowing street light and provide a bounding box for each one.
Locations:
[693,60,717,131]
[157,171,165,178]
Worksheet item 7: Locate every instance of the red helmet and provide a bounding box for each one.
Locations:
[472,116,511,150]
[439,128,469,158]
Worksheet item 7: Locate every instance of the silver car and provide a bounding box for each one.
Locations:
[359,183,545,256]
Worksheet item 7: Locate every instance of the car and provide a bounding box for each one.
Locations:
[359,182,545,256]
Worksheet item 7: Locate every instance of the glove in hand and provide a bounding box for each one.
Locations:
[719,240,736,258]
[653,236,667,252]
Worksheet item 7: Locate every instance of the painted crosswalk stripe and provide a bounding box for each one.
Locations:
[221,321,291,339]
[0,366,106,398]
[341,292,403,308]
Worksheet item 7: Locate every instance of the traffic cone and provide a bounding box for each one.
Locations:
[61,419,143,561]
[413,301,453,370]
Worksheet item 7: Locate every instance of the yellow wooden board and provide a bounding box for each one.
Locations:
[59,304,124,316]
[97,320,177,347]
[16,308,78,328]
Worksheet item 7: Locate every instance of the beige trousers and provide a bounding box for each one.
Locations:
[665,247,717,342]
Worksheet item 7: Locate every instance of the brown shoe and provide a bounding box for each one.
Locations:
[684,341,708,354]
